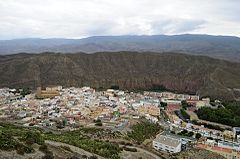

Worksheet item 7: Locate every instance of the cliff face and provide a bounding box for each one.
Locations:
[0,52,240,101]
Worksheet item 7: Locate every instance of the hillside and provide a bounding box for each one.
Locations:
[0,52,240,101]
[1,34,240,62]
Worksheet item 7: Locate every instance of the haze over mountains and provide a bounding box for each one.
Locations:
[1,34,240,62]
[0,52,240,101]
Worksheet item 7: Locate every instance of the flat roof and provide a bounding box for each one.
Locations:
[233,127,240,131]
[154,135,181,148]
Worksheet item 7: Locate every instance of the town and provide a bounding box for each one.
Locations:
[0,86,240,159]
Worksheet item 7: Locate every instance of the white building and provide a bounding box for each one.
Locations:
[153,134,182,153]
[160,99,182,105]
[233,127,240,138]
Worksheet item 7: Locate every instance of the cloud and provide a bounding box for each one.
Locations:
[149,18,206,34]
[0,0,239,39]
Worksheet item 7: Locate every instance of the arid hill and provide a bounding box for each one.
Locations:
[0,52,240,101]
[1,34,240,62]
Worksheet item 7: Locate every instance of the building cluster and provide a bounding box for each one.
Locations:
[152,132,196,153]
[2,86,240,156]
[153,134,182,153]
[0,86,164,130]
[145,90,240,156]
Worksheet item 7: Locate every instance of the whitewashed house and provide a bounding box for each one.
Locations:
[153,134,182,153]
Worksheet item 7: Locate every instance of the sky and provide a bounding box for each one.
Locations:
[0,0,240,39]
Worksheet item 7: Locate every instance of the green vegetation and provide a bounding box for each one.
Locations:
[23,131,44,145]
[20,88,31,97]
[195,133,202,139]
[177,130,194,137]
[44,130,121,159]
[160,102,167,108]
[224,101,240,116]
[181,100,192,110]
[0,123,121,159]
[175,109,190,121]
[11,87,31,97]
[180,109,190,120]
[127,121,161,144]
[0,123,42,155]
[197,104,240,127]
[0,132,18,151]
[122,146,137,152]
[94,119,103,126]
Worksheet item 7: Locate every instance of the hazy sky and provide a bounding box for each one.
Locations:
[0,0,240,39]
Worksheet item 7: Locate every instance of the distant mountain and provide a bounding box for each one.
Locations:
[1,34,240,62]
[0,52,240,101]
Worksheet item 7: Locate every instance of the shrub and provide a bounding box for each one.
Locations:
[195,133,202,139]
[42,151,54,159]
[60,145,72,152]
[16,147,25,155]
[95,122,103,126]
[24,131,44,145]
[89,156,98,159]
[123,146,137,152]
[127,121,160,143]
[39,144,48,152]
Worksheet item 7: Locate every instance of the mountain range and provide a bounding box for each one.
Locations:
[0,52,240,101]
[1,34,240,62]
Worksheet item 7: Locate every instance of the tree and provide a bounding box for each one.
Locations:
[62,119,67,127]
[89,156,98,159]
[180,109,190,120]
[181,100,191,110]
[196,107,240,127]
[24,131,44,145]
[188,131,194,137]
[160,102,167,107]
[95,122,103,126]
[94,119,103,126]
[195,133,202,140]
[20,87,31,97]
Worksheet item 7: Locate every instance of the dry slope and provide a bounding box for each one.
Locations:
[0,52,240,101]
